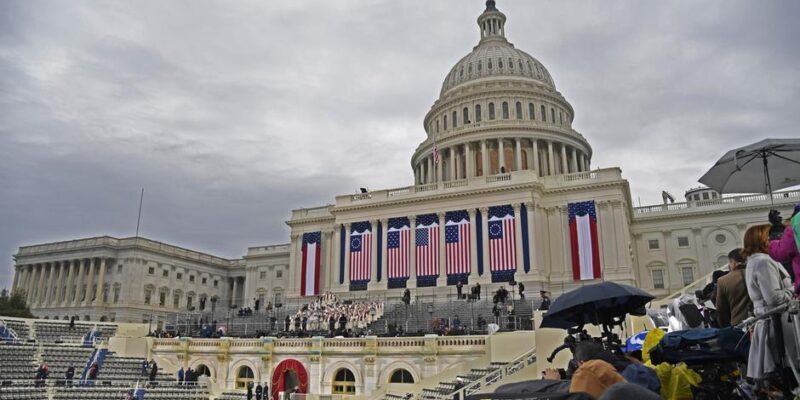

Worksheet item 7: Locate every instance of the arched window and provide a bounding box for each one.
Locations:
[488,103,495,120]
[518,59,524,70]
[475,104,482,122]
[452,111,457,128]
[560,112,564,125]
[502,102,509,119]
[390,369,415,384]
[488,59,493,70]
[459,66,464,77]
[468,63,473,73]
[551,108,556,124]
[235,366,254,390]
[508,58,514,69]
[443,115,448,130]
[541,105,547,122]
[436,119,440,133]
[515,102,523,119]
[195,364,211,378]
[478,60,482,71]
[498,58,503,69]
[463,107,469,124]
[528,103,535,120]
[332,368,356,395]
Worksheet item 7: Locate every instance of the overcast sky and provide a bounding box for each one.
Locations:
[1,0,798,289]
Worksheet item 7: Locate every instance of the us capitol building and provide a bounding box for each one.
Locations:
[9,1,798,325]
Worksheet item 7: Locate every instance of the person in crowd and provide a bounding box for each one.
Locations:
[69,316,75,329]
[742,224,798,385]
[456,280,463,299]
[65,365,75,387]
[284,315,290,332]
[569,359,625,399]
[497,286,509,303]
[518,282,525,300]
[141,359,148,376]
[492,303,501,324]
[87,362,98,385]
[301,315,308,332]
[477,315,486,330]
[716,248,753,327]
[538,291,551,310]
[453,315,461,329]
[255,382,263,399]
[177,366,184,385]
[246,382,253,400]
[475,282,481,300]
[149,361,158,383]
[402,288,411,305]
[769,205,800,293]
[35,362,48,387]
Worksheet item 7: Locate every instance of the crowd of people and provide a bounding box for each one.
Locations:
[283,292,384,337]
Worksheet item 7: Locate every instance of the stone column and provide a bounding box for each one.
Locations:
[584,154,590,171]
[449,147,456,181]
[427,156,434,183]
[63,260,75,307]
[498,139,506,172]
[515,138,522,171]
[465,143,473,178]
[94,258,107,305]
[84,258,96,306]
[570,147,578,173]
[409,216,417,287]
[532,140,540,175]
[11,266,20,294]
[380,219,389,290]
[26,264,38,304]
[560,145,568,174]
[455,148,462,180]
[525,202,537,275]
[480,140,488,177]
[45,262,56,306]
[343,224,352,288]
[480,207,490,281]
[468,209,479,282]
[56,261,66,304]
[436,154,443,182]
[323,230,333,293]
[36,263,47,306]
[513,204,525,274]
[547,141,555,176]
[331,225,341,289]
[369,220,379,288]
[231,278,239,308]
[287,233,299,297]
[72,260,84,306]
[437,212,447,287]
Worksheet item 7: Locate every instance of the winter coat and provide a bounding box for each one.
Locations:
[715,268,753,327]
[745,253,798,379]
[769,226,800,293]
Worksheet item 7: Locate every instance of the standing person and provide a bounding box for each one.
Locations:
[284,315,290,332]
[538,291,551,311]
[141,360,148,376]
[492,303,500,324]
[475,282,481,300]
[149,361,158,384]
[177,367,185,386]
[328,315,336,336]
[255,382,263,400]
[769,205,800,293]
[456,281,463,299]
[518,282,525,300]
[742,224,798,387]
[87,362,98,386]
[65,365,75,387]
[716,248,753,327]
[246,382,253,400]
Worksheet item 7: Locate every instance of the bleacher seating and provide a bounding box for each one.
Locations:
[0,385,49,400]
[419,361,507,400]
[217,391,247,400]
[98,353,172,384]
[1,319,32,341]
[41,346,94,381]
[33,321,117,344]
[52,384,209,400]
[0,344,37,380]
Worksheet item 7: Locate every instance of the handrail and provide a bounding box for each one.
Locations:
[0,318,19,342]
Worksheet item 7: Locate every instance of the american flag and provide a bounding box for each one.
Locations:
[568,201,601,280]
[445,210,470,276]
[300,231,321,297]
[488,205,516,272]
[433,144,440,164]
[415,214,440,277]
[387,217,410,279]
[349,221,372,282]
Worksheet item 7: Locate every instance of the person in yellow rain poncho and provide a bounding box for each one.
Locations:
[641,328,703,400]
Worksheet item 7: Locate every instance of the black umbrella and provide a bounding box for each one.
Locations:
[540,282,655,329]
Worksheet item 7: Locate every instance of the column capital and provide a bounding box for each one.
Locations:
[512,203,521,212]
[379,218,388,225]
[467,208,477,217]
[409,215,417,224]
[524,201,534,209]
[436,211,446,219]
[290,233,301,240]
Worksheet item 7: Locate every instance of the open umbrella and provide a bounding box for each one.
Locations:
[699,138,800,206]
[540,282,655,329]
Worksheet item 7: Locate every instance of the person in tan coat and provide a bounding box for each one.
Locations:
[715,248,753,327]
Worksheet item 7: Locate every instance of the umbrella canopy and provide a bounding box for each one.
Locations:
[540,282,655,329]
[699,138,800,196]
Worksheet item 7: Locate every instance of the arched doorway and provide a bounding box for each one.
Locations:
[271,359,309,399]
[236,366,254,390]
[195,364,211,378]
[332,368,356,394]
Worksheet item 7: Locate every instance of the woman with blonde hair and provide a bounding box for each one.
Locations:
[742,224,797,384]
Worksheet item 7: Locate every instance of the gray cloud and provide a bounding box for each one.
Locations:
[1,0,798,288]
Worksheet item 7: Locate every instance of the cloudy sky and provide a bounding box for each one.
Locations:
[1,0,798,289]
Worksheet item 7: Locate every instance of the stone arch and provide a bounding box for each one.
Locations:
[378,361,420,384]
[230,359,260,389]
[190,358,216,379]
[322,360,362,386]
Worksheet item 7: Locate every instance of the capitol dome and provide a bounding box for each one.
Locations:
[411,0,594,185]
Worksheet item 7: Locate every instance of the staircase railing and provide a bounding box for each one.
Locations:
[0,319,19,343]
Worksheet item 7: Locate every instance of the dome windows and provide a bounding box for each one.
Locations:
[551,108,556,124]
[518,59,524,71]
[444,115,448,130]
[468,63,473,74]
[436,119,440,133]
[459,67,464,77]
[488,103,495,120]
[498,58,503,69]
[475,104,482,122]
[502,102,509,119]
[452,111,458,128]
[478,61,482,71]
[463,107,469,124]
[528,103,535,120]
[509,58,514,69]
[540,105,546,121]
[488,59,493,70]
[515,102,523,119]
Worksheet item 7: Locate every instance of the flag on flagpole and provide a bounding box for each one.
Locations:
[488,205,516,273]
[387,218,411,280]
[415,214,440,277]
[568,201,601,280]
[300,232,321,297]
[350,222,372,282]
[445,210,470,276]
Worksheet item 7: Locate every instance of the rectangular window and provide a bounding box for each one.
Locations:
[702,192,709,200]
[148,267,154,275]
[159,291,166,307]
[176,273,182,280]
[260,271,266,280]
[677,236,689,247]
[117,265,123,273]
[144,290,152,305]
[648,239,659,250]
[652,270,665,289]
[187,296,194,310]
[173,294,180,308]
[682,266,694,286]
[276,270,283,279]
[162,270,168,278]
[113,287,120,304]
[202,277,207,285]
[214,280,219,287]
[189,275,195,283]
